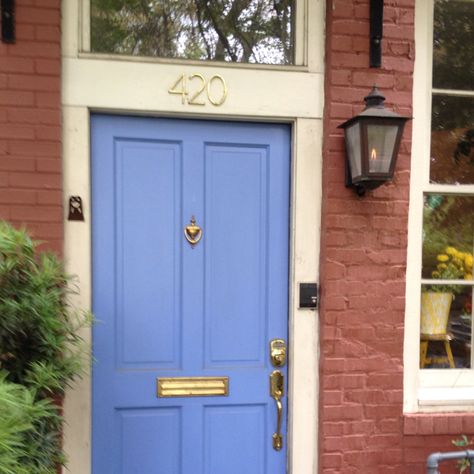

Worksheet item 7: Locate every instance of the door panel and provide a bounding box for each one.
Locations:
[115,139,182,368]
[204,144,268,366]
[118,408,182,473]
[92,115,290,474]
[204,405,266,474]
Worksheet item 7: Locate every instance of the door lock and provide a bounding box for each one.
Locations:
[270,339,287,367]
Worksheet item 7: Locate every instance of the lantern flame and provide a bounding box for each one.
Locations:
[370,148,377,160]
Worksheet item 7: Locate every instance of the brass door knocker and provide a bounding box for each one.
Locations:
[184,216,202,247]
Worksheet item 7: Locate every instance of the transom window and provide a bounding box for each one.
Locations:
[90,0,296,65]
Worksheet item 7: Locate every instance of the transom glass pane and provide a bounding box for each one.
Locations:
[430,95,474,184]
[433,0,474,91]
[90,0,295,65]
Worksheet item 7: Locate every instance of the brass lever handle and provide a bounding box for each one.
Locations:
[273,396,283,450]
[270,370,284,451]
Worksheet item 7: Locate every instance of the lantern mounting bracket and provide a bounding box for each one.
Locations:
[370,0,383,68]
[1,0,15,44]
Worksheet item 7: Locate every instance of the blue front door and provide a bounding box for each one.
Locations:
[91,115,290,474]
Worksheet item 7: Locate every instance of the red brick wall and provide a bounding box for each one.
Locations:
[320,0,473,472]
[0,0,62,254]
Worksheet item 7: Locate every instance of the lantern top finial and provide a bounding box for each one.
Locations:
[364,85,385,109]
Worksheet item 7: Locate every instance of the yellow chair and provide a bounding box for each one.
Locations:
[420,333,455,368]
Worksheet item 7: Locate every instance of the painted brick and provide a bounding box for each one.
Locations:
[0,0,61,252]
[0,189,36,204]
[15,24,36,41]
[16,7,60,26]
[8,42,60,59]
[7,107,60,124]
[0,157,36,172]
[0,90,35,106]
[35,59,61,76]
[9,172,61,189]
[0,57,35,73]
[321,7,416,470]
[36,91,60,108]
[35,26,61,42]
[8,74,60,91]
[0,124,35,139]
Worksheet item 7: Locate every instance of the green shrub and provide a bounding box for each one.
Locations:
[0,373,58,474]
[0,221,92,471]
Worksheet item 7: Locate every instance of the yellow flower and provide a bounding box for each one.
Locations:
[437,254,449,263]
[437,263,447,271]
[432,271,440,278]
[445,246,457,256]
[464,254,473,269]
[464,273,473,281]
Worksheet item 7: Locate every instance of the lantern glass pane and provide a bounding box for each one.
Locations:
[345,123,362,179]
[367,124,399,174]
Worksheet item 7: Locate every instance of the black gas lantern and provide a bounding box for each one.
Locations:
[338,86,410,196]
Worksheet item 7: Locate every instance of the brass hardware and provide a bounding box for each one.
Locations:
[157,376,228,398]
[270,339,287,367]
[168,73,228,107]
[184,216,203,247]
[270,370,284,451]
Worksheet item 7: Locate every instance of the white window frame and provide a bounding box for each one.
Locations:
[61,0,325,472]
[404,0,474,413]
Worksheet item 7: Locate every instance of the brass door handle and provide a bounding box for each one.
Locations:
[270,370,284,451]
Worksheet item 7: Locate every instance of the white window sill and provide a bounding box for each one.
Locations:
[418,387,474,411]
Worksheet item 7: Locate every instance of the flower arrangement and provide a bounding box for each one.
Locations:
[428,246,473,293]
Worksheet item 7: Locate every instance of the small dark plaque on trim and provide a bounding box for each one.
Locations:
[68,196,84,221]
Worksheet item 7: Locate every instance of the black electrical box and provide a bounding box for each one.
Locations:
[299,283,318,309]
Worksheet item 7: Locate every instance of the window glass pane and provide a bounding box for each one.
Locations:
[422,194,474,279]
[420,284,472,369]
[90,0,295,65]
[433,0,474,91]
[430,95,474,184]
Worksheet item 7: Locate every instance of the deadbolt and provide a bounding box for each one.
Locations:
[270,339,287,367]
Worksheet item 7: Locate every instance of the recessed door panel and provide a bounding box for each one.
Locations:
[204,145,268,366]
[204,405,266,474]
[92,116,290,474]
[115,139,182,368]
[117,408,182,474]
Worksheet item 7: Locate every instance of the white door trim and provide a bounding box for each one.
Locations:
[62,1,324,473]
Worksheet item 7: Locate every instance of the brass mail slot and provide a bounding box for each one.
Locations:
[157,377,229,398]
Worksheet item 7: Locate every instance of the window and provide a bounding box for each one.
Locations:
[406,0,474,410]
[89,0,296,65]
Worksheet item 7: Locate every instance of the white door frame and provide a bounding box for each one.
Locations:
[61,1,325,473]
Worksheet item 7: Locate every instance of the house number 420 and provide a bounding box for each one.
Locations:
[168,74,228,107]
